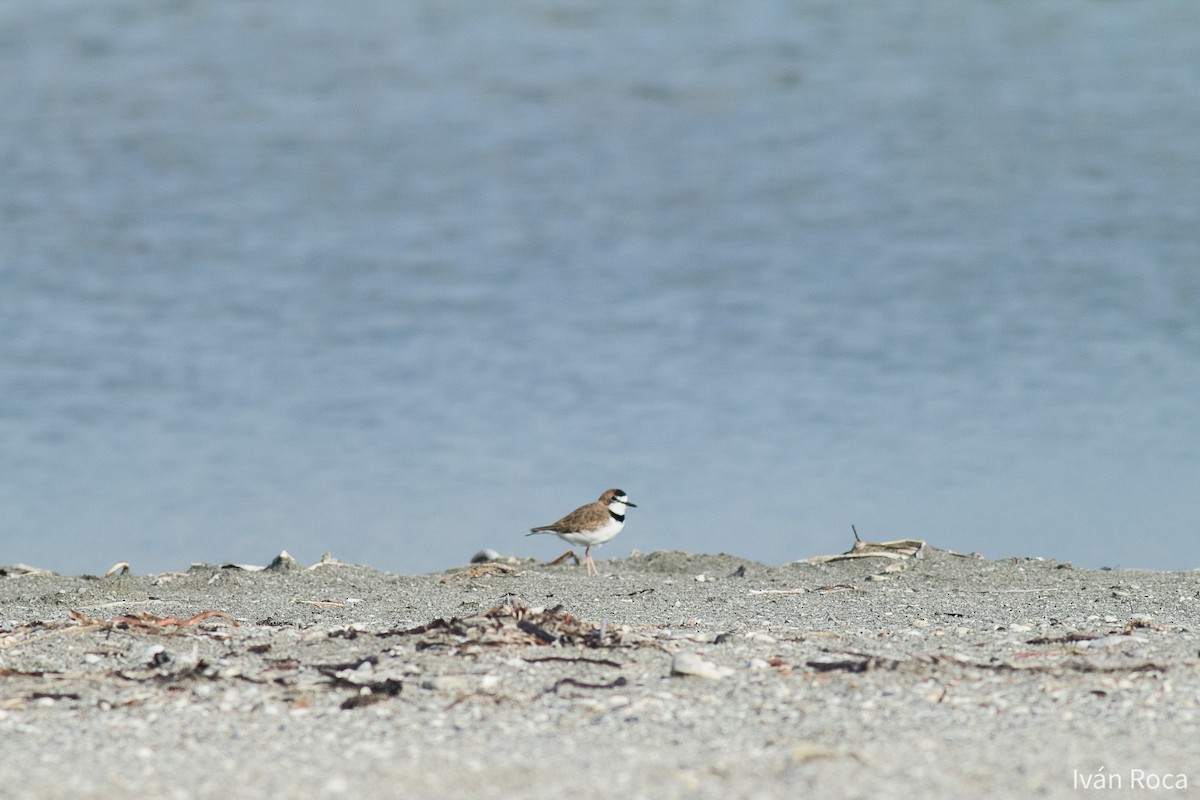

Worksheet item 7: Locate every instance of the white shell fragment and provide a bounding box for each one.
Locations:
[671,652,734,680]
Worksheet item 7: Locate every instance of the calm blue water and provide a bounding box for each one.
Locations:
[3,1,1199,575]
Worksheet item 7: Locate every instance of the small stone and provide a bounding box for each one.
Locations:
[141,644,170,667]
[791,742,838,763]
[421,675,470,693]
[1079,634,1147,650]
[321,776,349,795]
[266,551,301,572]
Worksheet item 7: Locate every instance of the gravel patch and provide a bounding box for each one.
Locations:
[2,548,1197,798]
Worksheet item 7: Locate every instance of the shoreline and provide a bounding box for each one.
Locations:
[2,547,1197,798]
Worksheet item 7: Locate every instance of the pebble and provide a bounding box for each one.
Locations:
[421,675,470,693]
[140,644,169,667]
[1078,634,1148,650]
[265,551,300,571]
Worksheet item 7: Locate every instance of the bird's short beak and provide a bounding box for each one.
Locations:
[625,501,637,508]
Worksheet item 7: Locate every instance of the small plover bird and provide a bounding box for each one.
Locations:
[527,488,636,576]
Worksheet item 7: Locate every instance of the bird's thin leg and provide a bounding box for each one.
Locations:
[585,547,596,576]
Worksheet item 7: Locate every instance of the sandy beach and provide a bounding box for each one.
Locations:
[1,546,1197,798]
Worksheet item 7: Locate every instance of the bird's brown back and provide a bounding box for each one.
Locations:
[529,500,608,534]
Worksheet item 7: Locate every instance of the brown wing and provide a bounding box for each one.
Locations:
[528,501,604,534]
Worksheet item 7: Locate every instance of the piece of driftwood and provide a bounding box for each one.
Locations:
[796,526,926,565]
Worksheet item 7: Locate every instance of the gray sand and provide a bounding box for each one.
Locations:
[1,548,1197,798]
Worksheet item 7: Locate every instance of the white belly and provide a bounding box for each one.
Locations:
[556,516,624,548]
